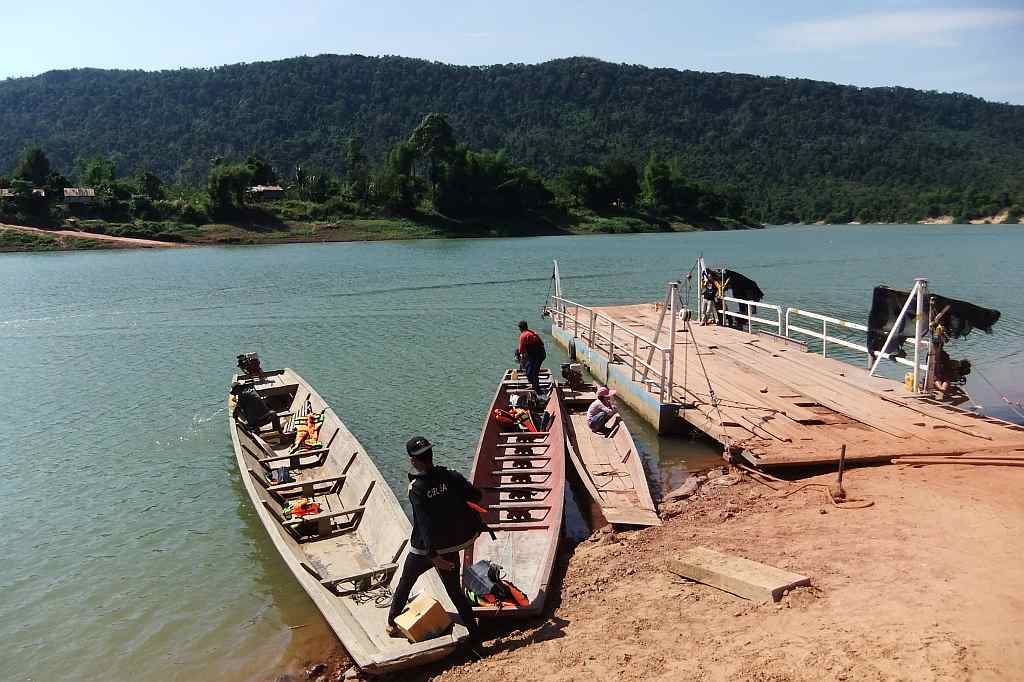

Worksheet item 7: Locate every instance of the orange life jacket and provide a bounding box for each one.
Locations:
[284,497,321,518]
[291,412,323,452]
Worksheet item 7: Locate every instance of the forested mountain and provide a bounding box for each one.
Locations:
[2,55,1022,222]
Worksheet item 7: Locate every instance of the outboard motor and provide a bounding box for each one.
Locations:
[561,362,585,391]
[237,352,263,377]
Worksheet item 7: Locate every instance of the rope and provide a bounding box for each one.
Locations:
[541,267,555,317]
[973,366,1024,421]
[349,585,393,608]
[736,464,874,509]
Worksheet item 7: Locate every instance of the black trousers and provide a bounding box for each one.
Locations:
[387,551,480,640]
[524,353,545,394]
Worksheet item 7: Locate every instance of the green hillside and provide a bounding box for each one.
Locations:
[2,55,1023,223]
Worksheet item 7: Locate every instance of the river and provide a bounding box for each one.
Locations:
[1,224,1021,681]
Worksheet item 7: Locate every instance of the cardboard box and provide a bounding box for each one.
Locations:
[394,593,452,642]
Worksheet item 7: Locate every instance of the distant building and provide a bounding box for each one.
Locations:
[64,187,96,205]
[247,185,285,201]
[1,188,47,199]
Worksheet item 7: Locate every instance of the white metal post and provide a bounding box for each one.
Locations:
[609,322,615,361]
[912,278,927,392]
[632,336,638,382]
[660,350,668,403]
[668,281,678,402]
[589,309,596,346]
[869,281,921,377]
[552,259,561,304]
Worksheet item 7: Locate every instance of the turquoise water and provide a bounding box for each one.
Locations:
[1,225,1021,681]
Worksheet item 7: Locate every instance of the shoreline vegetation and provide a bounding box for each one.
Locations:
[0,113,759,253]
[5,109,1021,254]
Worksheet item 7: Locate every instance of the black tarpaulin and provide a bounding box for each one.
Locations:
[866,286,1001,358]
[723,270,764,302]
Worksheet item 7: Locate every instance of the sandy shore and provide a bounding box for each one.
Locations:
[287,462,1024,681]
[0,222,187,249]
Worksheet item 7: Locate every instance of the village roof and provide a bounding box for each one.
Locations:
[248,185,284,192]
[63,187,97,198]
[0,188,14,198]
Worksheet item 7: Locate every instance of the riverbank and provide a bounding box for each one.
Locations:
[286,462,1024,681]
[0,210,756,252]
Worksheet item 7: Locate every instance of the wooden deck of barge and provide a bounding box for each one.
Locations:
[558,303,1024,469]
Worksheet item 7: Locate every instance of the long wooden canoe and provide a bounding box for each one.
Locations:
[228,368,467,676]
[463,368,566,618]
[557,383,661,528]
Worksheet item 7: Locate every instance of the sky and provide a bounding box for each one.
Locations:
[1,0,1022,104]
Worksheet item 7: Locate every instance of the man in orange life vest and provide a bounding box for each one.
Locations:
[387,436,485,646]
[516,320,547,395]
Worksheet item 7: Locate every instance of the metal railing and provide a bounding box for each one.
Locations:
[547,295,674,403]
[718,296,782,332]
[785,307,928,372]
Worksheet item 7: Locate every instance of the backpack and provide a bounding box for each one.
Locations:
[463,560,529,609]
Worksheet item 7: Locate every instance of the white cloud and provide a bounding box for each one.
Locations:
[771,8,1024,50]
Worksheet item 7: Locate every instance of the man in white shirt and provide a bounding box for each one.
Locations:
[587,386,620,435]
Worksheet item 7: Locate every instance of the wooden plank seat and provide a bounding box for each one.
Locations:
[264,499,366,540]
[483,484,553,491]
[498,431,550,439]
[301,539,408,595]
[258,429,340,469]
[493,455,551,462]
[495,442,550,450]
[247,466,346,500]
[488,523,549,531]
[268,474,346,498]
[250,469,366,540]
[486,501,552,510]
[491,467,551,475]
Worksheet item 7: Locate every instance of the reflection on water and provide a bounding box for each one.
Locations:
[1,224,1022,681]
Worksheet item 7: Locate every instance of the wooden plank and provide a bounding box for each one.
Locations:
[892,457,1024,466]
[666,546,810,602]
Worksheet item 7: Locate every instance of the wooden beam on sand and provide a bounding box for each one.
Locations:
[892,457,1024,467]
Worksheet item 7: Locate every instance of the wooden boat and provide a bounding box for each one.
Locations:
[228,368,467,676]
[557,382,661,527]
[463,368,566,618]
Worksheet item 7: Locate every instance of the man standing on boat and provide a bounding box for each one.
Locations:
[387,436,484,647]
[516,320,547,395]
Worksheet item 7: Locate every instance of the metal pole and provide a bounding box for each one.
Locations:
[668,281,678,403]
[912,277,927,393]
[640,285,673,383]
[589,309,596,347]
[608,323,615,361]
[660,349,668,403]
[632,335,638,382]
[869,281,920,376]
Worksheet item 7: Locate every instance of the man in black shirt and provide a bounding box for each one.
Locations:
[231,383,283,433]
[386,436,484,645]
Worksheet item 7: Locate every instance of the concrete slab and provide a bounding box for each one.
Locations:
[667,546,810,602]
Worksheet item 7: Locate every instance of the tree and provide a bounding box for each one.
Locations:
[408,113,456,197]
[245,154,277,185]
[344,137,370,209]
[641,154,672,211]
[135,170,164,199]
[81,157,116,188]
[207,163,252,215]
[558,166,610,210]
[14,147,51,186]
[375,142,423,213]
[601,158,640,208]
